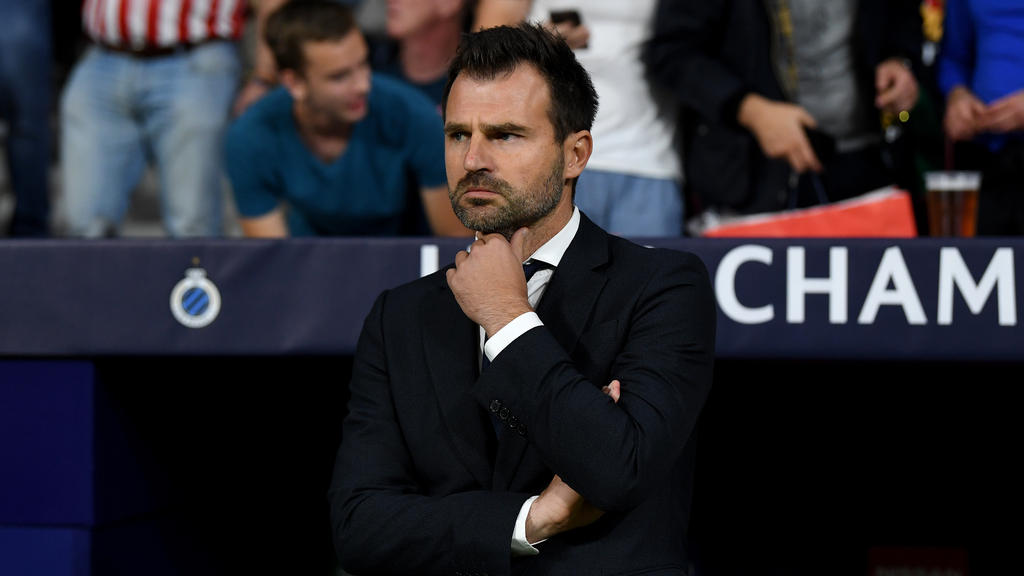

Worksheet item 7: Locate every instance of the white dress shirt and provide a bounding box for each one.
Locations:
[474,208,581,556]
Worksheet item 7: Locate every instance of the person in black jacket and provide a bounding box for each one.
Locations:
[645,0,922,219]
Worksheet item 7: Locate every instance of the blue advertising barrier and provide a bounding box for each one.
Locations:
[1,237,1021,360]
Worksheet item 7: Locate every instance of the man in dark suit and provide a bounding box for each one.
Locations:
[330,23,715,575]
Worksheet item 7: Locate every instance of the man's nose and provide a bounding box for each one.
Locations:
[354,66,371,94]
[463,137,492,173]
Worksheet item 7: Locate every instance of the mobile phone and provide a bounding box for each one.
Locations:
[549,9,586,48]
[549,9,582,27]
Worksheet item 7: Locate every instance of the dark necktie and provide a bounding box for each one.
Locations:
[481,260,551,436]
[481,260,550,368]
[521,259,550,283]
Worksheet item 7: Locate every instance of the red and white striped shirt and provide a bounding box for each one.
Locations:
[82,0,248,48]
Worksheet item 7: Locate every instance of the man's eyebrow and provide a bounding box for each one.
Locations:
[443,121,531,136]
[325,57,368,78]
[443,122,470,135]
[482,122,529,135]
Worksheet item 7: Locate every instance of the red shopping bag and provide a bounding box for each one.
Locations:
[701,187,917,238]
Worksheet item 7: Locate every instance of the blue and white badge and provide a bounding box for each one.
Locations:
[170,266,221,329]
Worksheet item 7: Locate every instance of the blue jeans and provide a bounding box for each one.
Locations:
[575,169,684,237]
[60,42,240,237]
[0,0,52,237]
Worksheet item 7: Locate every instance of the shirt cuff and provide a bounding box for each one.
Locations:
[511,495,544,556]
[484,312,542,361]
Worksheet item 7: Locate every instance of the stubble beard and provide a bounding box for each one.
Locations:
[303,87,367,131]
[449,157,565,240]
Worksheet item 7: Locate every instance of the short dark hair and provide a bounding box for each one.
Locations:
[265,0,358,73]
[442,23,598,142]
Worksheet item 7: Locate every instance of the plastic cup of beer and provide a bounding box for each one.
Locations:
[925,171,981,237]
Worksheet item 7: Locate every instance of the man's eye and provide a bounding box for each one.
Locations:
[496,133,517,141]
[448,132,468,142]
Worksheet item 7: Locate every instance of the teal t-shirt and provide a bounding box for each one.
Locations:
[225,74,447,236]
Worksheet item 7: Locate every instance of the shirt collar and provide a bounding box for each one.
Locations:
[526,207,580,268]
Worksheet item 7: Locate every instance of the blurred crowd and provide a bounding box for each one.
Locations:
[1,0,1022,239]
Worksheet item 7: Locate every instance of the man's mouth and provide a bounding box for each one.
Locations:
[455,174,510,205]
[348,98,367,112]
[463,188,498,198]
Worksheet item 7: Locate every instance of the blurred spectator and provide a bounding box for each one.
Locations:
[939,0,1024,235]
[474,0,685,236]
[234,0,366,118]
[60,0,251,237]
[1,0,53,237]
[646,0,922,222]
[368,0,473,107]
[224,0,469,237]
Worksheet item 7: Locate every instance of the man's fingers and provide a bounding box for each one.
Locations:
[479,232,515,246]
[796,107,818,129]
[876,82,903,110]
[447,253,466,288]
[945,88,987,140]
[875,89,895,110]
[947,100,982,136]
[979,110,1015,133]
[804,140,823,172]
[945,113,975,142]
[986,95,1013,112]
[874,64,917,112]
[788,132,820,173]
[977,105,1010,129]
[963,99,987,127]
[602,379,621,403]
[788,152,809,174]
[510,227,530,264]
[875,68,891,93]
[791,150,819,174]
[793,110,821,172]
[797,127,823,172]
[981,96,1024,133]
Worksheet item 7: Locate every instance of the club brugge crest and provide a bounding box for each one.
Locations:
[170,266,221,329]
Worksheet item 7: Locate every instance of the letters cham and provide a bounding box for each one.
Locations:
[714,245,1016,326]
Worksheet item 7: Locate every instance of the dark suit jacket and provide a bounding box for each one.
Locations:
[329,214,716,575]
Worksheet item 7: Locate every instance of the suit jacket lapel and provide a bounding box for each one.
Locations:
[493,214,611,490]
[422,271,493,487]
[535,213,610,354]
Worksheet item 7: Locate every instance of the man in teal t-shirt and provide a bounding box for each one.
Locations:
[225,1,469,237]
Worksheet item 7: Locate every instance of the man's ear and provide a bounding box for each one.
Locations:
[279,69,305,101]
[563,130,593,180]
